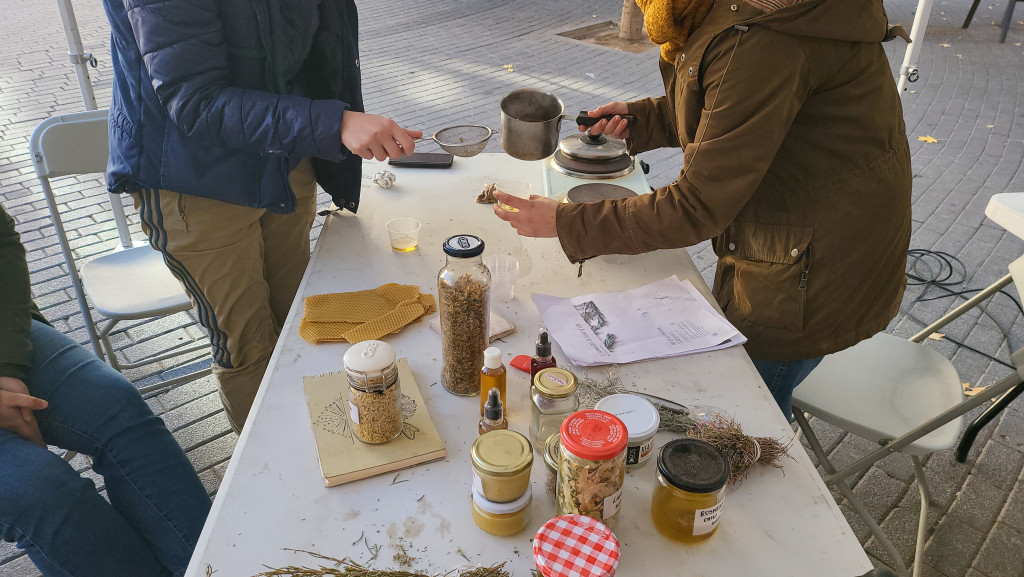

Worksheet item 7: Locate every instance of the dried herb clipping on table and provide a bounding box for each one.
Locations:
[575,372,791,484]
[252,550,510,577]
[438,275,488,395]
[476,183,497,204]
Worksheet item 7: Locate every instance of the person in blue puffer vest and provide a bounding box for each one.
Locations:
[101,0,421,433]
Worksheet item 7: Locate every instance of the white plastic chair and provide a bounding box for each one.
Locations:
[29,110,211,395]
[792,193,1024,577]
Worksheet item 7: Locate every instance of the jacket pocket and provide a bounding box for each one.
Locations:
[716,221,813,333]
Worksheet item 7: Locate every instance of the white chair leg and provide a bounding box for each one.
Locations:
[793,410,910,577]
[910,456,930,577]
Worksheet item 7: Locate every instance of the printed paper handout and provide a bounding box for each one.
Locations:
[532,276,746,366]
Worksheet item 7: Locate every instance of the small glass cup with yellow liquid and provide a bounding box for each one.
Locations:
[385,218,422,252]
[494,180,531,213]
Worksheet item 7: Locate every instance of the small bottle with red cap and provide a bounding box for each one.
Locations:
[556,409,628,530]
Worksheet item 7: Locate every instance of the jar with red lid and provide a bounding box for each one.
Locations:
[533,514,620,577]
[556,410,627,530]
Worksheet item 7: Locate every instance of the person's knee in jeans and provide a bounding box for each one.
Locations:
[0,434,99,550]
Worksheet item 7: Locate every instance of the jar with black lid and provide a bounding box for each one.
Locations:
[437,234,490,396]
[650,438,730,542]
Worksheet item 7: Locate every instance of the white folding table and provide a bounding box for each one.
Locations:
[184,154,872,577]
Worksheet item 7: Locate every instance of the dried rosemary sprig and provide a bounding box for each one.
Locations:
[253,553,509,577]
[575,371,791,484]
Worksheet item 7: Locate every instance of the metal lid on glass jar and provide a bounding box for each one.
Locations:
[658,438,730,493]
[533,514,620,577]
[560,410,627,461]
[594,393,660,442]
[442,234,485,258]
[471,429,533,478]
[343,340,398,393]
[543,432,560,473]
[534,367,577,398]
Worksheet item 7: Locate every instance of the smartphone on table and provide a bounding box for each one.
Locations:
[388,152,454,168]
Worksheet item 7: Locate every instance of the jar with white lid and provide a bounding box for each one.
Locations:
[343,340,402,444]
[594,393,660,469]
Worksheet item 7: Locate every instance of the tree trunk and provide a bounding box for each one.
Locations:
[619,0,644,41]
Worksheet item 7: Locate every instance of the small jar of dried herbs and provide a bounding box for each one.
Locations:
[437,234,490,396]
[557,410,627,530]
[343,340,403,444]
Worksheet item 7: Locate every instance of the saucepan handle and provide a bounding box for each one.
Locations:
[573,112,636,128]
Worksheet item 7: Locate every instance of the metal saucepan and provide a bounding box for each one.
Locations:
[499,88,634,161]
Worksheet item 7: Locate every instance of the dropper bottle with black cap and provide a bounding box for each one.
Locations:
[479,387,508,434]
[530,328,557,383]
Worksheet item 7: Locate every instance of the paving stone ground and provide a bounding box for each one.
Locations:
[0,0,1022,575]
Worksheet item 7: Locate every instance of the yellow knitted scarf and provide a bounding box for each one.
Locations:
[636,0,718,62]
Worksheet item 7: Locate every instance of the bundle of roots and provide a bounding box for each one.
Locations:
[576,371,791,484]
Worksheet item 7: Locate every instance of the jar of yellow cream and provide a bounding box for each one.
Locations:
[471,486,532,536]
[471,429,533,503]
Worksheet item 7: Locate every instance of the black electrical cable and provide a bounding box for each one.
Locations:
[901,248,1023,371]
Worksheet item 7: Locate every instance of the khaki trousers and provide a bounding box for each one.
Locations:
[133,158,317,432]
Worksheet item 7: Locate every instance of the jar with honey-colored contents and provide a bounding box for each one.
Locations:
[651,438,730,542]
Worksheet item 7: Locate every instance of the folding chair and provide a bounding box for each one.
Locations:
[791,192,1024,577]
[29,110,211,396]
[963,0,1022,43]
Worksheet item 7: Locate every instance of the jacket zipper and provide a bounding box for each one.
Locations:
[798,245,811,291]
[251,2,279,92]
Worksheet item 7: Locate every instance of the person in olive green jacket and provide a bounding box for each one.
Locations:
[494,0,912,418]
[0,202,210,576]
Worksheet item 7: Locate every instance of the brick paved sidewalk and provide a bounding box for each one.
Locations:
[0,0,1022,575]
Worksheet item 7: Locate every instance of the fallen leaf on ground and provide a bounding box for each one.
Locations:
[987,125,995,128]
[939,43,952,47]
[963,382,988,397]
[918,135,939,143]
[927,332,946,341]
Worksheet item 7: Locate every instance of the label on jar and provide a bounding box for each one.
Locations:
[348,400,360,424]
[625,439,654,466]
[639,438,653,462]
[603,487,623,519]
[472,471,484,495]
[693,501,723,535]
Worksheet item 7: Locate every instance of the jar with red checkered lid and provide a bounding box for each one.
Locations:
[557,409,627,530]
[533,514,620,577]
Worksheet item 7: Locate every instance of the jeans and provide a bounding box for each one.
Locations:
[0,321,211,577]
[750,356,824,420]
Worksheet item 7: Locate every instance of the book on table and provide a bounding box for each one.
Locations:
[303,358,446,487]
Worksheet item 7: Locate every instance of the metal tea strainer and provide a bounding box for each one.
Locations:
[416,124,497,157]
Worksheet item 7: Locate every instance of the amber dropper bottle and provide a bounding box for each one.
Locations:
[479,387,508,434]
[530,329,557,383]
[480,346,506,416]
